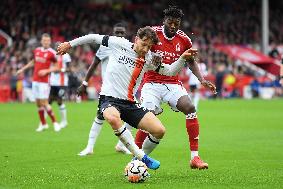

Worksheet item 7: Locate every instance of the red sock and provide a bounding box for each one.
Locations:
[186,112,199,151]
[135,130,148,149]
[38,107,46,125]
[45,106,56,123]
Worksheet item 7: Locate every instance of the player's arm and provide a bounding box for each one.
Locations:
[57,34,106,55]
[38,61,60,76]
[16,59,34,75]
[155,49,197,76]
[186,56,217,94]
[77,56,102,96]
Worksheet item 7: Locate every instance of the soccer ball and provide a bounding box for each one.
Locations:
[124,160,150,183]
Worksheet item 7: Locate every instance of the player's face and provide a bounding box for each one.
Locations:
[134,37,153,57]
[163,17,181,38]
[41,36,51,49]
[113,27,126,37]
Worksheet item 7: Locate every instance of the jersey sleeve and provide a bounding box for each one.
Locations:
[69,34,105,47]
[64,53,71,63]
[95,46,109,60]
[177,30,193,49]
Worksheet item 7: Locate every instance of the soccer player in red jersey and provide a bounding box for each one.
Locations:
[133,6,216,169]
[16,33,61,132]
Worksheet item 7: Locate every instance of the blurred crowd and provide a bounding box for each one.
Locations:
[0,0,282,102]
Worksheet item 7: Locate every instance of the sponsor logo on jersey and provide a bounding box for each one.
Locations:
[118,56,144,69]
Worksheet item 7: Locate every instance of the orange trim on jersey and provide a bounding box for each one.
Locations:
[127,57,145,101]
[58,56,64,86]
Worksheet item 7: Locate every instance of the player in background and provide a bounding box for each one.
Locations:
[77,23,132,156]
[280,55,283,85]
[57,26,198,169]
[131,6,216,170]
[49,47,71,129]
[186,60,208,110]
[16,33,61,132]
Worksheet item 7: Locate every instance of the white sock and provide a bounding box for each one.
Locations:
[59,104,67,122]
[114,125,145,160]
[116,122,133,147]
[87,117,103,150]
[191,151,199,159]
[142,134,160,155]
[193,92,200,110]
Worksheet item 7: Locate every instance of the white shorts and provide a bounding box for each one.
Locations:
[32,81,50,100]
[140,82,190,115]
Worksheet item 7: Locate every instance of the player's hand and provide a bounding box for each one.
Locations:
[77,84,86,96]
[201,80,217,94]
[57,42,71,55]
[280,78,283,86]
[38,69,49,76]
[151,53,162,67]
[181,48,198,60]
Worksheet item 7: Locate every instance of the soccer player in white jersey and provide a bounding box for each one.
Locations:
[57,26,197,170]
[77,23,132,156]
[186,61,208,110]
[49,51,71,128]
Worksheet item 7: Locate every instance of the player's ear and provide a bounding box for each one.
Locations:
[134,36,138,43]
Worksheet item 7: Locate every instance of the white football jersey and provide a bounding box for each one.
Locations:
[100,36,157,101]
[50,53,71,86]
[186,62,207,86]
[95,45,111,81]
[70,34,187,102]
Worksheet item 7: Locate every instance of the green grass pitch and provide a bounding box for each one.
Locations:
[0,99,282,188]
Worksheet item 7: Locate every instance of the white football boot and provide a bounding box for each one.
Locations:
[53,122,61,132]
[36,123,49,132]
[78,147,93,156]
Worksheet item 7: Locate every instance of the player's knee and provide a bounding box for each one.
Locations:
[153,125,166,139]
[183,104,196,114]
[103,112,121,127]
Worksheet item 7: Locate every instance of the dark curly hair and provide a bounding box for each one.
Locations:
[163,6,184,19]
[137,26,159,45]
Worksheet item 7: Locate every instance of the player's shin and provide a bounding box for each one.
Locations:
[87,117,103,150]
[186,112,199,159]
[142,134,160,155]
[45,104,57,123]
[116,123,133,153]
[59,104,67,123]
[114,125,145,160]
[38,107,46,125]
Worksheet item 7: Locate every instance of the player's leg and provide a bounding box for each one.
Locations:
[176,94,208,169]
[40,83,60,132]
[115,122,132,154]
[163,84,207,169]
[137,112,165,155]
[35,99,49,132]
[78,115,104,156]
[78,95,106,156]
[135,83,163,148]
[33,82,48,132]
[56,87,67,128]
[103,100,160,170]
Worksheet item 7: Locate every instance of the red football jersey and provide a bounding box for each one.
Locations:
[143,26,192,84]
[33,47,57,83]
